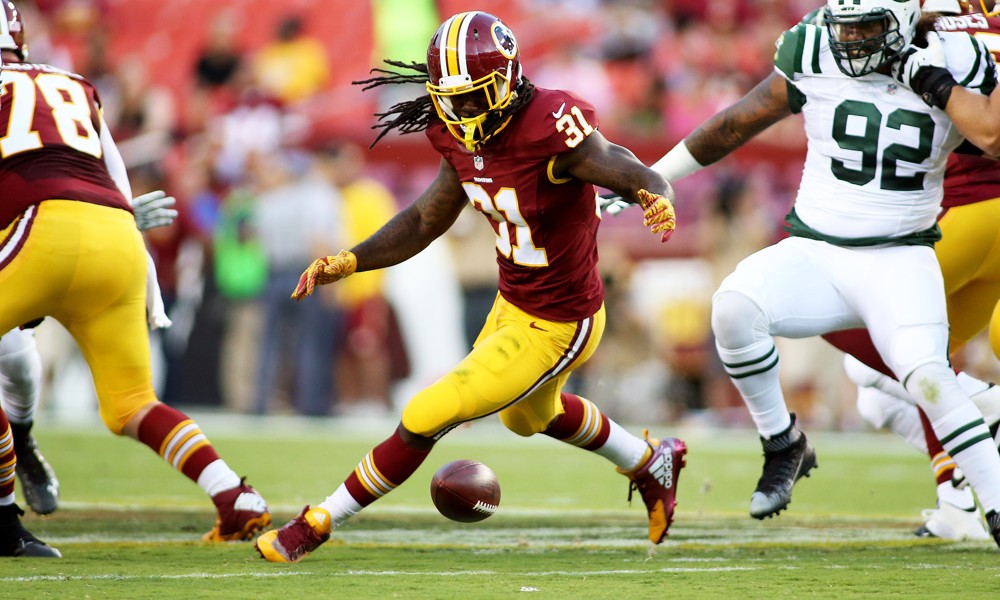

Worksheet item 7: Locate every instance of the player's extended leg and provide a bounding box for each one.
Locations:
[530,392,687,544]
[52,202,270,542]
[709,239,891,519]
[488,305,687,543]
[0,328,59,515]
[711,290,817,520]
[0,408,60,558]
[856,250,1000,549]
[847,355,989,540]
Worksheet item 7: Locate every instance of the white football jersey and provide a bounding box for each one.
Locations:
[773,25,997,240]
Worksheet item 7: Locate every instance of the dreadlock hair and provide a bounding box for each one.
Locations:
[353,59,536,149]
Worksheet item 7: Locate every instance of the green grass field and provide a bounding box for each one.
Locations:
[3,414,999,599]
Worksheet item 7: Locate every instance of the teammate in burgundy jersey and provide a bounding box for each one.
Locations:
[0,62,130,227]
[0,1,271,557]
[256,11,686,563]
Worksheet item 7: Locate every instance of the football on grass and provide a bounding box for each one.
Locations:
[430,459,501,522]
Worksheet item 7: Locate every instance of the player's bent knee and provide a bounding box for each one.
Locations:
[101,397,157,436]
[498,406,545,437]
[401,381,477,437]
[711,291,765,349]
[902,361,964,420]
[884,324,949,382]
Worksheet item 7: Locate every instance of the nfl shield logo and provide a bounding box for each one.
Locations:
[474,156,484,171]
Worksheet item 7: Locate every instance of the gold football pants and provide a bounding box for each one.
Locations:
[402,294,605,437]
[0,201,157,433]
[937,197,1000,357]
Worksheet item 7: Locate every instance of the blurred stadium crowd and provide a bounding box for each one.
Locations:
[21,0,999,429]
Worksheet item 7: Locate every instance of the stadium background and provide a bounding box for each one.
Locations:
[17,0,1000,432]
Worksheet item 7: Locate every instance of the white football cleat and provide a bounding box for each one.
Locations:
[916,501,990,541]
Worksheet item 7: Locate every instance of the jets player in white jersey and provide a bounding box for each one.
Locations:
[616,0,1000,546]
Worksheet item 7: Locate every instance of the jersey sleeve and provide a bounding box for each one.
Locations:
[941,32,998,96]
[773,25,818,114]
[774,24,823,82]
[521,89,600,157]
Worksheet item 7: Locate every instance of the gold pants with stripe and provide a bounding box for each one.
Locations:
[402,294,605,438]
[937,197,1000,358]
[0,201,157,433]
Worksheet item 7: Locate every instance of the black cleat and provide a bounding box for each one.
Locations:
[0,504,61,558]
[749,414,817,519]
[12,424,59,515]
[988,510,1000,551]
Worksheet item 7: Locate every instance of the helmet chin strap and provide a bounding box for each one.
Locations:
[462,124,478,152]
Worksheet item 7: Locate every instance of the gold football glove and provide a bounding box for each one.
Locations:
[637,189,676,242]
[291,250,357,301]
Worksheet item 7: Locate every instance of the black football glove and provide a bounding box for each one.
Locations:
[893,34,957,109]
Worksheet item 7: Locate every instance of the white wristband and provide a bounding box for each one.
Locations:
[650,140,703,182]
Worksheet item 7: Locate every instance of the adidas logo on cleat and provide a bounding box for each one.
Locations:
[648,452,675,490]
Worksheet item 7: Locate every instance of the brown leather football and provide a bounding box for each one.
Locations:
[430,460,501,523]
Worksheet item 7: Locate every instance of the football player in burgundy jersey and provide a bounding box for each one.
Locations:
[0,1,271,556]
[0,187,177,519]
[255,11,687,563]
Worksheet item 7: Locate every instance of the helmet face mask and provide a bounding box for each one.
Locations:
[824,0,919,77]
[0,0,27,61]
[426,11,521,151]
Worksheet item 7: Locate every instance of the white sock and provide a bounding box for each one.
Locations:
[197,459,242,497]
[318,484,363,528]
[0,339,42,424]
[592,420,653,472]
[716,338,788,437]
[930,404,1000,513]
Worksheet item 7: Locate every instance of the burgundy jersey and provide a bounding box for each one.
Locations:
[427,87,603,322]
[934,13,1000,208]
[0,62,129,229]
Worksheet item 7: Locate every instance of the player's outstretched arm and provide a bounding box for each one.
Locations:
[554,131,675,241]
[599,72,792,216]
[669,71,793,175]
[291,158,467,300]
